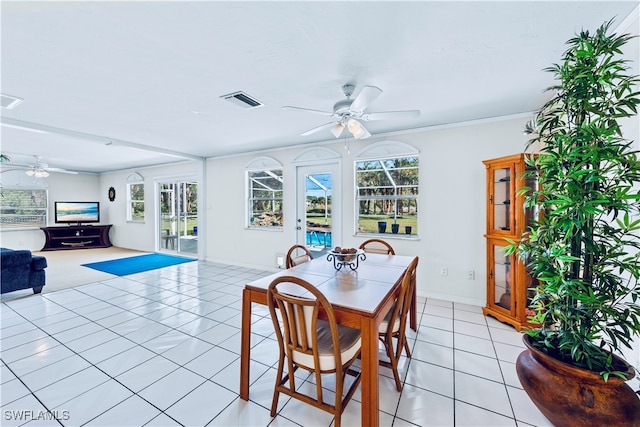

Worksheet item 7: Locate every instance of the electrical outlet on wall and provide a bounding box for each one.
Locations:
[440,267,448,276]
[467,270,475,280]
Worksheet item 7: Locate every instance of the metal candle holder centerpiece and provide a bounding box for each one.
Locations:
[327,248,366,271]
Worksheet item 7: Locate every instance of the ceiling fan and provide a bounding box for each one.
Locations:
[15,155,78,177]
[283,84,420,140]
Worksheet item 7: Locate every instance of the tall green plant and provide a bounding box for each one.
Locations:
[509,19,640,378]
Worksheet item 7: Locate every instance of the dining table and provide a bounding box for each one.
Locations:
[239,251,417,426]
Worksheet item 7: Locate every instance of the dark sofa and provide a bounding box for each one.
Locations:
[1,248,47,294]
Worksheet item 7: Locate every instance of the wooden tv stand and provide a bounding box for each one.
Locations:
[40,225,112,251]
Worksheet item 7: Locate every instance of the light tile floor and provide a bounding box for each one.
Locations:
[0,261,563,426]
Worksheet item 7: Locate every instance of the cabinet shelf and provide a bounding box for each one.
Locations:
[41,225,112,251]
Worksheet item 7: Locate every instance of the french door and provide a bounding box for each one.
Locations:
[158,179,198,256]
[296,163,341,256]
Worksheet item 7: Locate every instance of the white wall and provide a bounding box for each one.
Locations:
[1,115,531,307]
[4,109,636,309]
[0,172,101,250]
[618,8,640,374]
[99,160,203,253]
[205,115,530,306]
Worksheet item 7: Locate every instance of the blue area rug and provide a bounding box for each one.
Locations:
[82,253,195,276]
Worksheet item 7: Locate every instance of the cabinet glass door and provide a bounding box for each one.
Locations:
[492,166,512,232]
[492,243,514,312]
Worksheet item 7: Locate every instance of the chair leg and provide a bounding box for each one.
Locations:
[270,388,280,417]
[390,356,402,392]
[403,337,412,358]
[271,357,286,417]
[387,336,403,392]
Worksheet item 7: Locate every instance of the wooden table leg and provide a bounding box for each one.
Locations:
[240,288,252,400]
[360,316,379,426]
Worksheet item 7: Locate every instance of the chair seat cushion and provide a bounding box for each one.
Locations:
[378,306,400,334]
[364,247,391,254]
[293,320,361,371]
[291,255,309,266]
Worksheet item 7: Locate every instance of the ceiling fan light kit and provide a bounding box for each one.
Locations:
[283,84,420,140]
[330,122,345,138]
[347,118,370,139]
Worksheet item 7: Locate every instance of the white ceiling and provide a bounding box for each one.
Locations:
[1,1,639,174]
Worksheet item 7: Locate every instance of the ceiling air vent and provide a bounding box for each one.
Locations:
[220,91,264,109]
[1,94,23,109]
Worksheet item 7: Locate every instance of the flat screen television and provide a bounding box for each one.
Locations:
[54,201,100,224]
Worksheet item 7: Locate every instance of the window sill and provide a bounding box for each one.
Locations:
[354,232,420,241]
[0,226,44,232]
[245,226,283,232]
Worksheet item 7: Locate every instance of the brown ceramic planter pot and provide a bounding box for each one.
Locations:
[516,334,640,426]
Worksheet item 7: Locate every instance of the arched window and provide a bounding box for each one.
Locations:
[126,172,145,222]
[354,141,419,237]
[245,157,283,229]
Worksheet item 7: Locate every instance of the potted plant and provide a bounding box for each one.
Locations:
[507,19,640,425]
[391,222,400,234]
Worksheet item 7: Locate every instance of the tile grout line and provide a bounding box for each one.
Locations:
[487,318,520,425]
[1,264,264,426]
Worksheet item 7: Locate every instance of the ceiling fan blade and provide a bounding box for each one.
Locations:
[349,86,383,113]
[301,122,337,136]
[282,106,333,116]
[361,110,421,121]
[46,167,78,175]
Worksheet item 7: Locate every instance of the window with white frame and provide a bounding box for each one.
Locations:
[0,170,48,229]
[355,142,419,236]
[246,157,283,229]
[126,173,144,222]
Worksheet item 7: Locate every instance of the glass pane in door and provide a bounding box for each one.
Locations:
[493,167,511,231]
[305,173,332,255]
[160,183,178,251]
[494,244,513,311]
[178,182,198,255]
[159,181,197,255]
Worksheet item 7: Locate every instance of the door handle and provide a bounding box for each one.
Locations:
[296,226,302,230]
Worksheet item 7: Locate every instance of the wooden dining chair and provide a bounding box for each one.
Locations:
[359,238,396,255]
[267,276,362,427]
[285,244,313,268]
[379,256,419,391]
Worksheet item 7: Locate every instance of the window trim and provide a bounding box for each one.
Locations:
[245,157,284,230]
[354,141,419,238]
[126,173,145,223]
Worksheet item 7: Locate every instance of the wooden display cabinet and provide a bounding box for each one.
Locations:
[483,154,537,331]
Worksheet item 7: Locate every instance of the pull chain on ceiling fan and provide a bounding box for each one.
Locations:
[283,84,420,140]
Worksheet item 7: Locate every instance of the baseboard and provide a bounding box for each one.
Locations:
[421,291,484,307]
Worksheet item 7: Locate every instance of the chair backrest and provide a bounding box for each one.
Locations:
[386,256,419,336]
[267,275,344,373]
[359,238,395,255]
[285,244,313,268]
